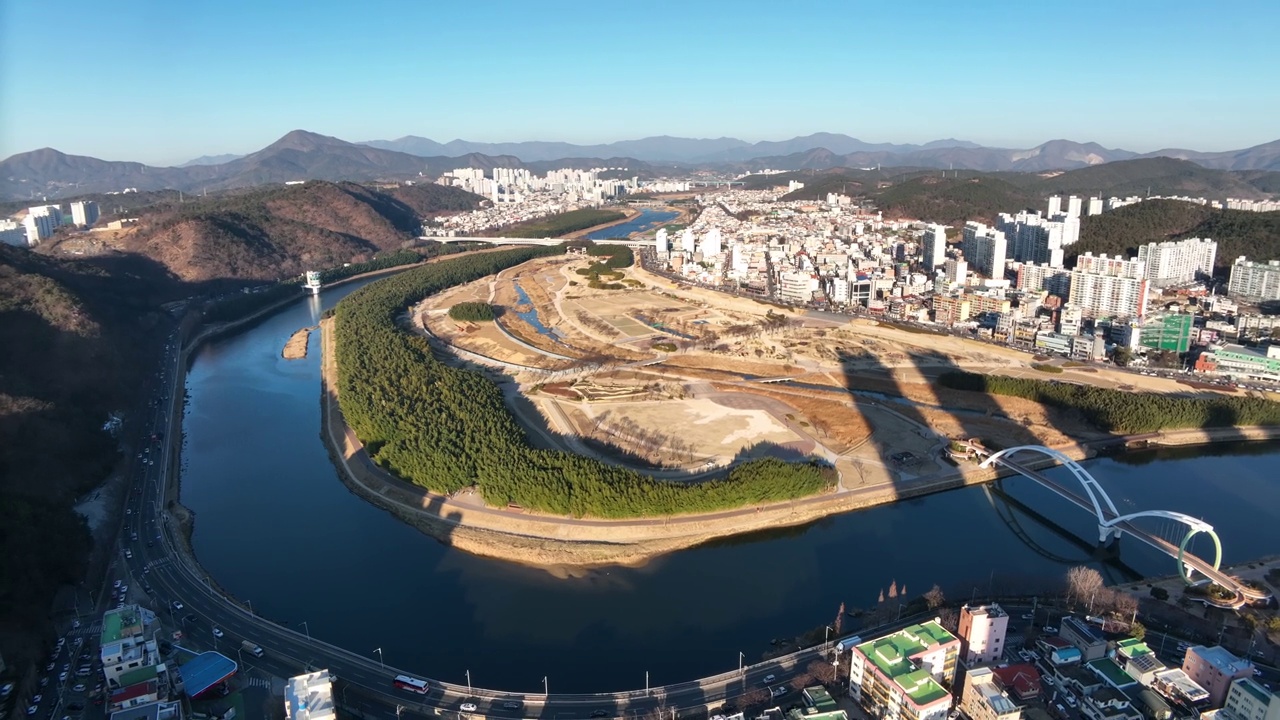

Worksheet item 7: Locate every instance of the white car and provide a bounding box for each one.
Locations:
[212,627,224,639]
[113,580,121,589]
[27,706,38,716]
[460,704,478,713]
[171,601,184,611]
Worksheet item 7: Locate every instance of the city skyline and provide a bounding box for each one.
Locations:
[2,0,1279,164]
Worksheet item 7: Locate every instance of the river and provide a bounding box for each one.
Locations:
[180,276,1280,694]
[586,208,679,239]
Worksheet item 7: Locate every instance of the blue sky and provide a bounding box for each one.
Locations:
[2,0,1278,165]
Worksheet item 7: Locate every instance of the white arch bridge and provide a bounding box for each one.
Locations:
[979,446,1269,607]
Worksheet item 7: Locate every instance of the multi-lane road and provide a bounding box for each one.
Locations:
[108,325,845,720]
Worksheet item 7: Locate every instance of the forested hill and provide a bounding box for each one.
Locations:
[1068,199,1280,270]
[873,175,1037,227]
[53,180,485,283]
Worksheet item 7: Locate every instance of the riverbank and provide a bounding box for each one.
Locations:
[564,206,641,239]
[282,326,315,360]
[320,316,1111,567]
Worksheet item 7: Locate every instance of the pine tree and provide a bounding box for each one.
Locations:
[888,580,898,599]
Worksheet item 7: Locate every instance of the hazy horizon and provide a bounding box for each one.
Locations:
[3,0,1279,164]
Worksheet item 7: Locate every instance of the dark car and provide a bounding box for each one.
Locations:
[591,712,608,718]
[184,614,197,624]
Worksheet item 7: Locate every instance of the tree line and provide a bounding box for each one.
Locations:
[447,302,496,321]
[501,208,627,238]
[333,247,834,517]
[938,370,1280,434]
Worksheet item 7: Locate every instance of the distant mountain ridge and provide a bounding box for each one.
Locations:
[3,129,1279,202]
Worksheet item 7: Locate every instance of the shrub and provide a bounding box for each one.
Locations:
[448,302,496,322]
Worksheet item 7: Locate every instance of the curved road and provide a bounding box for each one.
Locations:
[115,323,844,720]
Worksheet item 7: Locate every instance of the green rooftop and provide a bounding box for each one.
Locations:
[803,686,838,712]
[1116,638,1152,657]
[101,611,124,645]
[856,622,956,708]
[1088,658,1136,688]
[118,665,159,688]
[1235,678,1271,704]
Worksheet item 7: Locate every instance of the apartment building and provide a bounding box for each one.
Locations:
[958,604,1009,666]
[1069,270,1149,319]
[849,622,960,720]
[961,222,1007,279]
[71,200,100,227]
[285,671,336,720]
[921,224,946,269]
[1183,646,1254,708]
[960,668,1021,720]
[1227,257,1280,302]
[1137,238,1216,287]
[1221,677,1280,720]
[1015,262,1070,296]
[100,606,165,689]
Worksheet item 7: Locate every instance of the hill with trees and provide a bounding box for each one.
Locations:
[872,175,1038,226]
[333,248,835,517]
[1068,199,1280,270]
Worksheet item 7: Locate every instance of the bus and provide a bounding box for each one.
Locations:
[394,676,429,694]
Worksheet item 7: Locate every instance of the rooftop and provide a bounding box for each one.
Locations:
[111,681,157,704]
[856,621,956,707]
[1089,659,1137,689]
[1061,617,1105,643]
[963,603,1008,619]
[1232,677,1274,705]
[285,671,335,720]
[802,686,837,712]
[176,652,237,698]
[100,606,145,646]
[1188,646,1253,676]
[970,669,1019,716]
[1115,639,1152,658]
[118,665,160,689]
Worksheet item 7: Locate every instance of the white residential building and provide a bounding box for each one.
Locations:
[1087,197,1104,216]
[1076,252,1146,279]
[1069,269,1149,319]
[681,228,696,254]
[285,670,336,720]
[655,227,669,255]
[1222,677,1280,720]
[0,219,28,247]
[702,227,723,256]
[958,604,1009,666]
[960,222,1007,279]
[944,258,968,287]
[997,211,1067,267]
[1067,195,1082,219]
[1015,262,1070,296]
[1227,257,1280,302]
[71,200,100,227]
[22,205,63,245]
[961,667,1021,720]
[1048,196,1062,217]
[921,224,946,269]
[848,621,960,720]
[1137,238,1217,287]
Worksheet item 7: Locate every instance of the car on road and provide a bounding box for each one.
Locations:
[212,627,223,639]
[460,704,478,713]
[32,696,42,705]
[71,620,80,629]
[45,663,55,672]
[762,674,776,684]
[502,702,521,710]
[124,550,132,559]
[126,509,132,515]
[770,686,788,699]
[58,673,67,683]
[120,585,128,594]
[1044,626,1058,634]
[590,712,608,718]
[27,706,38,717]
[1021,613,1033,620]
[71,685,84,693]
[171,601,184,611]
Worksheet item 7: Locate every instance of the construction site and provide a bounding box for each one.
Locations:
[410,252,1163,490]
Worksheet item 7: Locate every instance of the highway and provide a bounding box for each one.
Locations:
[111,322,848,720]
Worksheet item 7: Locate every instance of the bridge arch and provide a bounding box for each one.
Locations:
[1102,510,1222,584]
[980,446,1120,535]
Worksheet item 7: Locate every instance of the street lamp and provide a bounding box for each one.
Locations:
[543,676,548,696]
[466,670,471,695]
[300,621,311,640]
[739,652,744,675]
[374,647,384,669]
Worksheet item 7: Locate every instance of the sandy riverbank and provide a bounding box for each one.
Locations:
[282,326,315,360]
[319,317,1105,569]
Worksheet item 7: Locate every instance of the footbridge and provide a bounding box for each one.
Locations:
[978,446,1270,608]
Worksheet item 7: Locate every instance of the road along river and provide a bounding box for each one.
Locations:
[179,274,1280,693]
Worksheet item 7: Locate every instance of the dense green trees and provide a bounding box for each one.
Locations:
[334,247,833,517]
[938,370,1280,434]
[502,208,627,238]
[448,302,496,321]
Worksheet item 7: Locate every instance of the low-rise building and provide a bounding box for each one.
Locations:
[1196,344,1280,381]
[285,670,336,720]
[1221,677,1280,720]
[1081,686,1143,720]
[1060,617,1107,662]
[1184,647,1255,708]
[961,667,1021,720]
[991,664,1041,702]
[1151,668,1209,706]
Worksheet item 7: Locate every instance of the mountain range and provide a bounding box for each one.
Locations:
[3,130,1279,202]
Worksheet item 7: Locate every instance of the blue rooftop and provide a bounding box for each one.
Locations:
[177,652,238,697]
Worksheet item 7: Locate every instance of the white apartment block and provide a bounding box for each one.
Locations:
[961,222,1007,279]
[1048,196,1062,217]
[921,224,946,269]
[848,622,959,720]
[1067,195,1082,219]
[655,227,668,255]
[22,205,63,245]
[1227,257,1280,302]
[702,227,723,256]
[71,200,100,227]
[1075,252,1146,279]
[681,228,696,253]
[1137,237,1217,287]
[778,271,817,304]
[997,211,1067,267]
[1069,269,1149,319]
[1087,197,1103,216]
[958,604,1009,665]
[1015,262,1070,296]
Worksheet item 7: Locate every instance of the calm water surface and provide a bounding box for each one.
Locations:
[180,277,1280,693]
[586,209,678,239]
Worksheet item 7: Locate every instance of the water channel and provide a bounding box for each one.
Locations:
[586,209,679,240]
[180,276,1280,694]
